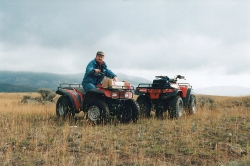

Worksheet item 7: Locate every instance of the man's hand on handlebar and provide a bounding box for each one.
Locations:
[93,69,117,81]
[93,69,101,73]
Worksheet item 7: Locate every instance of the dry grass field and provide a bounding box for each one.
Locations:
[1,93,250,165]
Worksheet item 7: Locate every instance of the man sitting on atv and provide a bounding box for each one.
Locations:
[82,51,118,91]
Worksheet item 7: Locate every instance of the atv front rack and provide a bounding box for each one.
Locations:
[57,83,134,99]
[96,85,134,99]
[97,84,134,90]
[98,87,134,99]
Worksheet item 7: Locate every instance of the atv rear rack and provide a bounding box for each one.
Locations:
[178,83,191,87]
[135,83,178,99]
[57,83,85,94]
[136,83,170,89]
[58,83,82,89]
[137,83,191,88]
[135,83,174,95]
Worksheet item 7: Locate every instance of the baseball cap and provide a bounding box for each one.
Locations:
[96,51,105,56]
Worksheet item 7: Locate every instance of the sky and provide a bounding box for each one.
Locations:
[0,0,250,89]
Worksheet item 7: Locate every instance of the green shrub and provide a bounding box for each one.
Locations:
[197,96,217,110]
[37,88,56,102]
[21,89,56,103]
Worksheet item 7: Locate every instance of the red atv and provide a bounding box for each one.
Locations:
[55,80,139,125]
[135,75,196,119]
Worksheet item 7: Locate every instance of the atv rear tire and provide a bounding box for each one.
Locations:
[155,108,168,119]
[121,99,139,123]
[188,94,196,115]
[56,96,74,119]
[155,108,163,118]
[87,99,109,125]
[168,96,184,119]
[136,95,151,118]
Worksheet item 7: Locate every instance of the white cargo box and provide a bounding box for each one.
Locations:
[102,78,130,89]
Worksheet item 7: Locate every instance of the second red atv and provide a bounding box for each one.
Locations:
[135,75,196,119]
[55,79,139,125]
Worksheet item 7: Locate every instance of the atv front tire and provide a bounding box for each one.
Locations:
[121,99,139,123]
[168,96,184,119]
[188,94,196,115]
[56,96,74,119]
[87,99,109,125]
[136,95,151,118]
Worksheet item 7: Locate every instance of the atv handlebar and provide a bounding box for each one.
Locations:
[174,75,185,80]
[93,69,105,76]
[155,75,185,81]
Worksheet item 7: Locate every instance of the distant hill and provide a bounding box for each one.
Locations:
[0,71,82,91]
[0,71,151,92]
[117,73,151,86]
[2,71,250,96]
[193,86,250,97]
[0,83,38,92]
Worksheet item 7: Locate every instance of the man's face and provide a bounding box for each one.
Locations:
[95,55,104,63]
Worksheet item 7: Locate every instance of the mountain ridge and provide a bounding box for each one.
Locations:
[0,71,150,92]
[0,83,38,92]
[1,71,250,96]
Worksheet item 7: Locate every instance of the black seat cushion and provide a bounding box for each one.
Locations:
[152,79,169,87]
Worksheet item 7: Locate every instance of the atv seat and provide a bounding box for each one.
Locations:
[152,79,169,88]
[75,87,86,94]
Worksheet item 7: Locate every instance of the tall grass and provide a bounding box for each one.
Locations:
[0,93,250,165]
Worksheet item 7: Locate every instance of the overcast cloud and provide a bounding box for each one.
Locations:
[0,0,250,89]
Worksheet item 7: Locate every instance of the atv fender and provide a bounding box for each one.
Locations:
[165,89,179,96]
[56,88,83,111]
[134,87,148,95]
[181,88,191,105]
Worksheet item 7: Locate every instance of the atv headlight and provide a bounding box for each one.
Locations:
[124,92,129,98]
[112,93,118,98]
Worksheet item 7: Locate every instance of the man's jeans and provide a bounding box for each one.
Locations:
[82,83,96,91]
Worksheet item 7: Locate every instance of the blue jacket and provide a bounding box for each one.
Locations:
[82,59,116,86]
